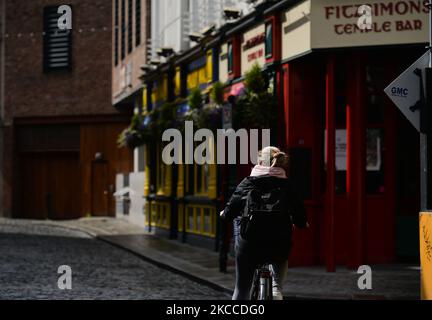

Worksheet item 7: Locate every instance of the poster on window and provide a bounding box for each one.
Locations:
[325,129,382,171]
[366,129,382,171]
[324,129,347,171]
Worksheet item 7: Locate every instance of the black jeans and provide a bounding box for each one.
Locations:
[232,219,288,300]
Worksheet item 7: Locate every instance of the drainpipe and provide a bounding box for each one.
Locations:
[0,0,6,217]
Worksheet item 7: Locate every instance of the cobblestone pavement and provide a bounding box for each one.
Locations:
[0,223,230,300]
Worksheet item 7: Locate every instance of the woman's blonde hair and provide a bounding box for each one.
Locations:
[257,146,290,173]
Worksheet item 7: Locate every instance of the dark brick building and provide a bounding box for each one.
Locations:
[0,0,132,219]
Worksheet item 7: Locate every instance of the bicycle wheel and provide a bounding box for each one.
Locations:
[258,268,273,300]
[250,269,260,300]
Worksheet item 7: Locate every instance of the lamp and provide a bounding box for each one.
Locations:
[188,32,203,42]
[201,24,216,37]
[223,7,242,20]
[156,47,175,57]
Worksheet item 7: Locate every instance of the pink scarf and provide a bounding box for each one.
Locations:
[250,165,287,179]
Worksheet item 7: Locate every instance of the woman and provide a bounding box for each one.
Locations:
[221,146,308,300]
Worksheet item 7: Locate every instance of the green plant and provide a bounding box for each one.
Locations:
[210,82,225,106]
[244,63,267,94]
[183,86,223,131]
[117,113,142,148]
[188,87,203,110]
[232,63,276,129]
[155,102,176,134]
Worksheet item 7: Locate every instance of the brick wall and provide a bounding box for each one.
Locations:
[1,1,132,218]
[4,0,114,122]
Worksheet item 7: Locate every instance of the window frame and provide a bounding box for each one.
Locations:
[127,0,133,53]
[227,41,233,75]
[265,20,273,59]
[121,0,126,60]
[135,0,141,47]
[114,0,119,66]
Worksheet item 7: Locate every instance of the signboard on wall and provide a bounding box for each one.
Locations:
[219,42,229,84]
[311,0,429,49]
[241,24,266,75]
[281,0,312,61]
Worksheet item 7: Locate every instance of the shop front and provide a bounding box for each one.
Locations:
[142,49,222,249]
[280,0,429,268]
[143,74,174,238]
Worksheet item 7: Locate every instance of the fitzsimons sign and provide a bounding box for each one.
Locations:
[311,0,430,48]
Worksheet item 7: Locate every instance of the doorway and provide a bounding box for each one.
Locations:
[91,161,110,216]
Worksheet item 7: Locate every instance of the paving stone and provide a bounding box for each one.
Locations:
[0,229,230,300]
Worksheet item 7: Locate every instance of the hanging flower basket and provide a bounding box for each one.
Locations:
[232,63,277,130]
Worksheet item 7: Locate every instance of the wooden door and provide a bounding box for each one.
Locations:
[91,161,109,216]
[17,153,81,220]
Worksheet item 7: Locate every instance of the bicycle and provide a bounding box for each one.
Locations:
[250,263,273,300]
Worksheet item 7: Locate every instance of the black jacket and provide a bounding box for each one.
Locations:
[223,175,308,262]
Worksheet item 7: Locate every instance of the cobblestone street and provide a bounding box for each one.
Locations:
[0,223,230,300]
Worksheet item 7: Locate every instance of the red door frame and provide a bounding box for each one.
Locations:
[325,55,336,272]
[346,54,367,269]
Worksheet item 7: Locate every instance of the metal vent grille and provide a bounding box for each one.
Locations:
[43,6,72,72]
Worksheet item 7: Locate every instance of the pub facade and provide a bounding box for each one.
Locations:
[138,0,429,269]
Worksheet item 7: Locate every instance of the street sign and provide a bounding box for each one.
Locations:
[384,51,431,132]
[222,103,232,130]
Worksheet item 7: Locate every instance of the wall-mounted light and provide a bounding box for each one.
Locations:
[140,64,155,72]
[201,24,216,37]
[223,7,242,20]
[94,152,104,161]
[188,32,203,43]
[156,47,175,57]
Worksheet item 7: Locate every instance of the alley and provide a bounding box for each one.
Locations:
[0,222,230,300]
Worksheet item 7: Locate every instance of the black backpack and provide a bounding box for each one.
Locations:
[239,186,293,245]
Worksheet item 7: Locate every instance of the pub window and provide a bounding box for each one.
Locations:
[43,6,72,72]
[194,163,210,195]
[366,128,385,194]
[365,63,386,194]
[114,0,119,66]
[156,144,168,195]
[227,41,233,74]
[136,0,141,47]
[121,0,126,60]
[265,21,273,59]
[185,205,216,237]
[186,164,194,194]
[336,94,347,194]
[128,0,133,53]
